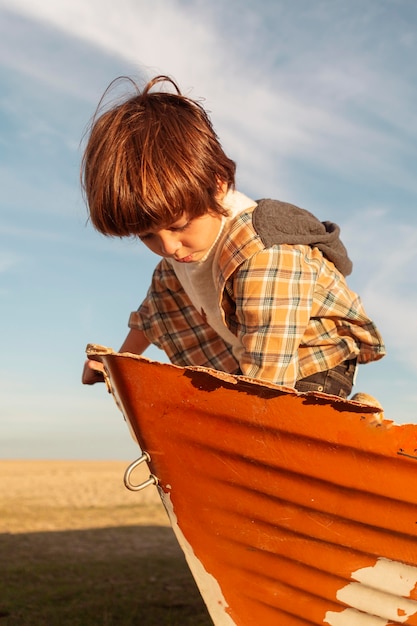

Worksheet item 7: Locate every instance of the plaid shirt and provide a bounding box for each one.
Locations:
[129,208,385,387]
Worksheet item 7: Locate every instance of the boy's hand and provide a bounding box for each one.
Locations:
[82,358,105,384]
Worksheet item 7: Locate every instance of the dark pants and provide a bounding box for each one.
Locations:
[295,359,357,399]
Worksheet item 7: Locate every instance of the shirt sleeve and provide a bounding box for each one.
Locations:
[229,245,318,386]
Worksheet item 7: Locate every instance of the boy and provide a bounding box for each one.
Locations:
[82,75,385,399]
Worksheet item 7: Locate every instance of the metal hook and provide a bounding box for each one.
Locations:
[123,452,158,491]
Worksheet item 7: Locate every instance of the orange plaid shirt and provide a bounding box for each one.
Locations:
[129,208,385,387]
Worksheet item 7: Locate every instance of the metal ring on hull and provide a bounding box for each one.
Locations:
[123,452,158,491]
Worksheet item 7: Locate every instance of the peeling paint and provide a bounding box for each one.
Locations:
[325,607,391,625]
[352,558,417,597]
[324,558,417,625]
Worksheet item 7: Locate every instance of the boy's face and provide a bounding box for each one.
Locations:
[138,213,223,263]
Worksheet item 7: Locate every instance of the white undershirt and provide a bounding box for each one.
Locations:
[167,190,256,358]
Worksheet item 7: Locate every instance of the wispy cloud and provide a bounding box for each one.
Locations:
[2,0,416,268]
[2,0,416,198]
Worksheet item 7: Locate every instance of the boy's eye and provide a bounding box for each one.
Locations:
[138,218,191,241]
[170,220,191,232]
[138,233,154,241]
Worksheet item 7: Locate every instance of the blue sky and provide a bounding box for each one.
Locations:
[1,0,416,460]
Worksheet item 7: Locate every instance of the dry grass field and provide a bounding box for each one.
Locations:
[0,460,212,625]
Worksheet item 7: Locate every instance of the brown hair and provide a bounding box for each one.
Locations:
[81,75,236,236]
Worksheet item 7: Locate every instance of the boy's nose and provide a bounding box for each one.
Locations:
[159,233,180,257]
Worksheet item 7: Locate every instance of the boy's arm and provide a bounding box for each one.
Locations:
[119,328,151,353]
[82,329,150,384]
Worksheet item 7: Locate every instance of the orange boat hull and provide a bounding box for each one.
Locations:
[89,345,417,625]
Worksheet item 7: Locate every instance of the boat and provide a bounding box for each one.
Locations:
[87,343,417,625]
